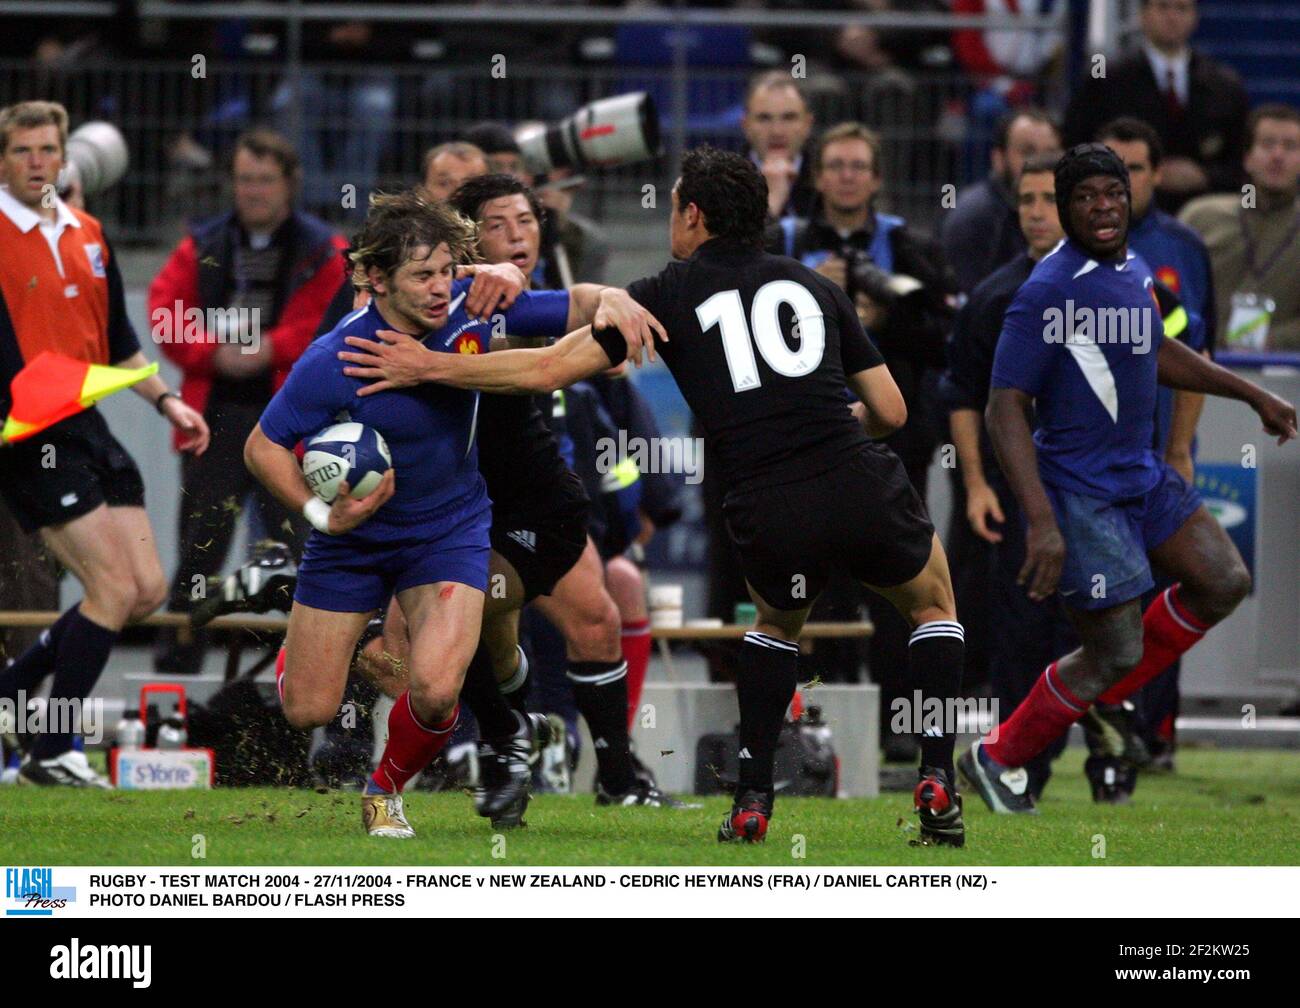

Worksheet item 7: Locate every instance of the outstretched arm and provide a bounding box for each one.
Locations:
[341,325,624,396]
[1157,337,1297,444]
[567,284,666,365]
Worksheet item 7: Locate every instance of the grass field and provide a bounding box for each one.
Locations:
[1,749,1297,866]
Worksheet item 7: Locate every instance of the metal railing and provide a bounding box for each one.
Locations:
[0,3,1068,241]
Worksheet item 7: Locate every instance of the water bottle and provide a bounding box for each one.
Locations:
[800,705,836,782]
[157,706,187,750]
[114,709,145,750]
[805,706,833,750]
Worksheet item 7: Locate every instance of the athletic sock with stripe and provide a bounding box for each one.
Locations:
[735,631,799,799]
[567,659,635,794]
[908,620,966,783]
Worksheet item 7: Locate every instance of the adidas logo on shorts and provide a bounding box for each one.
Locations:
[506,529,537,552]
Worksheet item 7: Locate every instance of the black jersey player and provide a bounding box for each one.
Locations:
[338,148,969,847]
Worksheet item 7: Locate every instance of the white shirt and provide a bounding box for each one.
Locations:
[1144,44,1191,107]
[0,184,82,276]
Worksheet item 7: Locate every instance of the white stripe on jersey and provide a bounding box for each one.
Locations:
[1065,336,1120,423]
[1060,254,1122,422]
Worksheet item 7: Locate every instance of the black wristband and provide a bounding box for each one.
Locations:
[154,390,179,415]
[591,324,629,367]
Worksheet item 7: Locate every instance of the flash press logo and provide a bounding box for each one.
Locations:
[4,867,77,916]
[50,939,152,988]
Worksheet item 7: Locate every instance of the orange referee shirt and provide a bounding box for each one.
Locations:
[0,185,139,403]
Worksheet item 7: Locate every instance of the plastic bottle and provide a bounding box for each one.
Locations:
[115,709,145,750]
[157,706,187,750]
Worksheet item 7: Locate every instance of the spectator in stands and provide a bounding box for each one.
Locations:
[421,142,488,203]
[1180,104,1300,352]
[461,121,608,284]
[1063,0,1249,213]
[270,16,398,220]
[151,129,347,676]
[764,121,957,752]
[942,152,1071,798]
[941,108,1061,294]
[742,71,818,221]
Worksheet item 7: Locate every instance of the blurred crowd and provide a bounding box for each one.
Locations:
[3,0,1071,233]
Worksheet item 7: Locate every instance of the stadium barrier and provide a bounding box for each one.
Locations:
[0,3,1067,240]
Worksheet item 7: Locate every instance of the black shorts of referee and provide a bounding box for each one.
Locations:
[0,408,145,533]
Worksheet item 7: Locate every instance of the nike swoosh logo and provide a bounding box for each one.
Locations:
[448,291,466,316]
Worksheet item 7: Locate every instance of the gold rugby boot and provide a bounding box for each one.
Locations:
[362,792,416,838]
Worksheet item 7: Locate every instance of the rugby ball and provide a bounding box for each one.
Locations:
[302,422,391,503]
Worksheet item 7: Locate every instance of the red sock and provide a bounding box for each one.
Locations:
[984,662,1087,768]
[1098,585,1208,705]
[370,692,458,794]
[275,647,287,704]
[622,618,652,729]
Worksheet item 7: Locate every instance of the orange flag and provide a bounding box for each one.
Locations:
[2,351,157,444]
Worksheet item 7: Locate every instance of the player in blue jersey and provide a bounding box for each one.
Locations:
[1097,116,1218,770]
[244,190,632,838]
[956,145,1296,814]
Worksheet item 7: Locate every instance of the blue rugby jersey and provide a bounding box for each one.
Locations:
[991,238,1165,501]
[258,281,569,542]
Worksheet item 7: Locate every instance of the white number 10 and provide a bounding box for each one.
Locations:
[695,280,825,393]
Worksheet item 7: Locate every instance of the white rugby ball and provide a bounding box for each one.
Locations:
[302,422,392,503]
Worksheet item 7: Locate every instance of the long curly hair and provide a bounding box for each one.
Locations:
[349,188,479,290]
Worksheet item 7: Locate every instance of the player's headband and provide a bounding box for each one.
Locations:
[1055,142,1131,243]
[1055,143,1130,212]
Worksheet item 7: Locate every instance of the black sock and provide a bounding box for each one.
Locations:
[908,620,965,784]
[499,646,530,716]
[735,631,799,798]
[0,605,82,703]
[568,660,634,793]
[460,644,522,740]
[31,607,118,759]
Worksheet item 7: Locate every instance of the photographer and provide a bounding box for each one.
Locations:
[765,122,957,753]
[766,122,956,496]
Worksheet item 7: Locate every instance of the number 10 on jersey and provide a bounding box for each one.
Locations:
[696,281,826,393]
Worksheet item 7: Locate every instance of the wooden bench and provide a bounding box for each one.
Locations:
[0,612,872,682]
